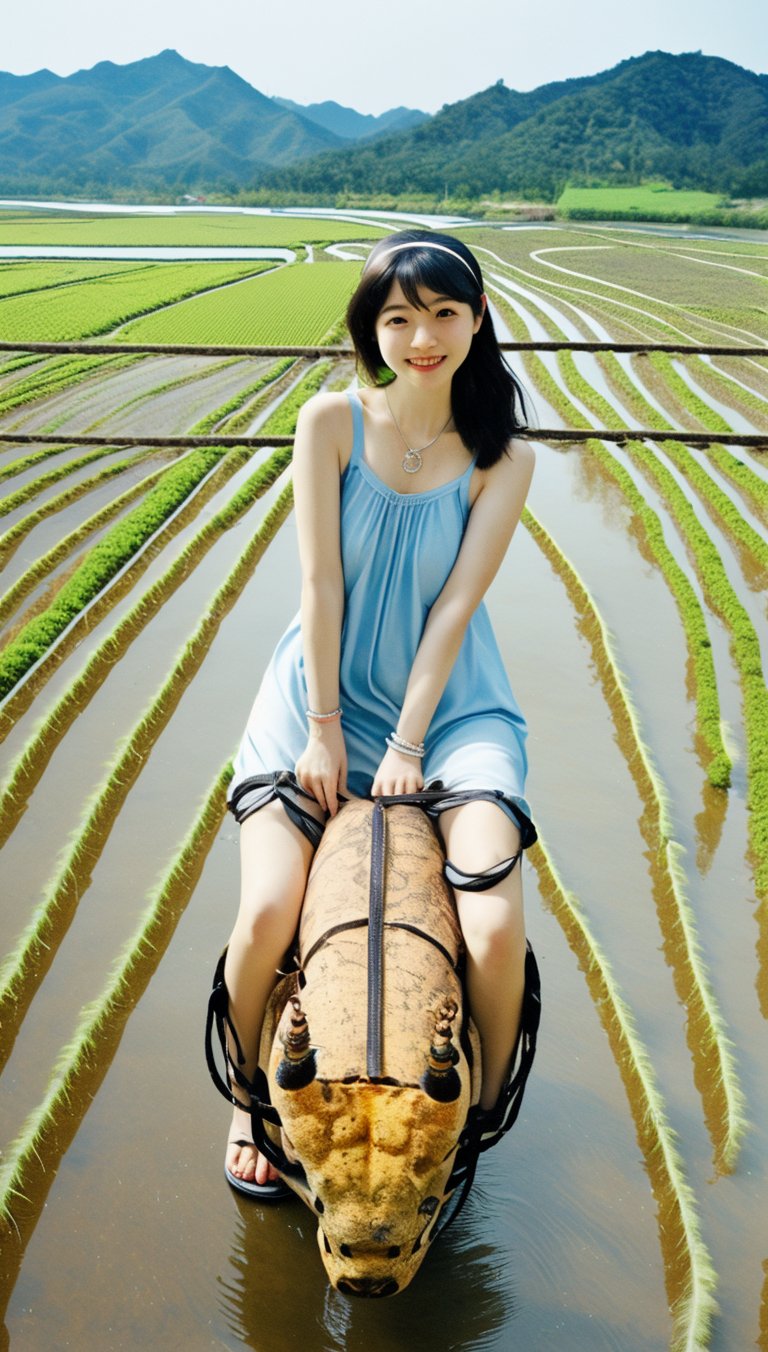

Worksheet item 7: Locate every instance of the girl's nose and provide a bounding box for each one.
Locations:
[411,321,436,349]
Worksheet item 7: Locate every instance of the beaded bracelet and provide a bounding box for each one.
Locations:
[306,706,342,723]
[387,731,425,758]
[389,735,427,757]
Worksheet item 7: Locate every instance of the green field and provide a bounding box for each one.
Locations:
[557,184,727,220]
[0,260,154,299]
[119,259,362,346]
[0,261,270,342]
[0,211,386,248]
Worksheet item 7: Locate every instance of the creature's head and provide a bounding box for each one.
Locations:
[271,1058,472,1295]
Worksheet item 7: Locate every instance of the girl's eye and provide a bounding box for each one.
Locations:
[437,308,456,318]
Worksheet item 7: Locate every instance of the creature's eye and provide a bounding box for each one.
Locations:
[418,1195,439,1216]
[340,1243,353,1258]
[388,1245,401,1258]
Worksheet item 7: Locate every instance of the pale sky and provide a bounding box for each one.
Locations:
[5,0,766,115]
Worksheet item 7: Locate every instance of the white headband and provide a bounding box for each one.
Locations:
[367,241,480,285]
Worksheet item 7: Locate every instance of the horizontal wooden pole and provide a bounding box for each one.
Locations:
[0,430,764,449]
[0,341,767,358]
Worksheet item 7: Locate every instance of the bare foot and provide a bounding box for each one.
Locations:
[226,1104,280,1185]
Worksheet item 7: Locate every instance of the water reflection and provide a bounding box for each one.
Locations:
[759,1257,768,1350]
[755,899,768,1021]
[694,779,729,875]
[221,1190,515,1352]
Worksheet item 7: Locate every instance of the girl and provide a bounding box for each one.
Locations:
[219,229,536,1198]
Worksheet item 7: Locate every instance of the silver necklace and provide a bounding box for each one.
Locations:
[384,388,453,474]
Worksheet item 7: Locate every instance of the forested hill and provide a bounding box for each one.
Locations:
[264,51,768,200]
[0,50,347,194]
[0,48,766,198]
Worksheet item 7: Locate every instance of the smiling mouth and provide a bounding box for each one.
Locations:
[406,356,446,368]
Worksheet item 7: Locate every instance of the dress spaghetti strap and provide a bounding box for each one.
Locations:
[345,391,365,467]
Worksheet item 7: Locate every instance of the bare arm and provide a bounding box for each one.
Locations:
[372,441,535,795]
[291,394,349,814]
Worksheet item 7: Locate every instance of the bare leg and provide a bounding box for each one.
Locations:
[224,799,321,1186]
[439,801,526,1111]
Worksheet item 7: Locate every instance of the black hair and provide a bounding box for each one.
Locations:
[345,230,528,469]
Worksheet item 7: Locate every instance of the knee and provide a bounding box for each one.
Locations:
[231,889,302,949]
[459,897,526,968]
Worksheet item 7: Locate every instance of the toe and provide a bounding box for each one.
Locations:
[240,1147,258,1182]
[226,1140,244,1179]
[254,1152,279,1186]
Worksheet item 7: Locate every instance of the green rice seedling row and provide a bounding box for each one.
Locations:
[0,262,272,342]
[0,260,151,299]
[0,355,142,420]
[190,358,296,433]
[0,455,200,629]
[257,360,335,436]
[0,447,191,575]
[0,447,224,698]
[119,261,361,347]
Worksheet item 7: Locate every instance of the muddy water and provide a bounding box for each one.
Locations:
[2,225,768,1352]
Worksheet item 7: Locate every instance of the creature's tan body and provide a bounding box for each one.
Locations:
[259,799,481,1295]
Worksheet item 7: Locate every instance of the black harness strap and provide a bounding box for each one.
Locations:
[204,951,306,1182]
[366,800,386,1078]
[301,918,458,974]
[228,771,327,848]
[375,785,537,850]
[444,851,523,892]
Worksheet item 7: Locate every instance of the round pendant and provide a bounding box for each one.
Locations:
[402,449,423,474]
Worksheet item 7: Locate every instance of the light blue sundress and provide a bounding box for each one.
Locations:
[228,391,533,836]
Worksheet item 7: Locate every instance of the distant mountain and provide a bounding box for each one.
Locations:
[273,97,427,141]
[263,52,768,199]
[0,68,61,110]
[0,49,344,192]
[0,48,766,199]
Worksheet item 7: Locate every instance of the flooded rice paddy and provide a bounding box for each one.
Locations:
[0,214,767,1351]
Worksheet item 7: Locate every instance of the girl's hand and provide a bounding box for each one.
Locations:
[295,721,348,816]
[371,747,424,797]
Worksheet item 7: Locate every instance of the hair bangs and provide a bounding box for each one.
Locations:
[381,248,481,313]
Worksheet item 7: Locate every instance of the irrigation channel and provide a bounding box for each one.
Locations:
[0,213,766,1352]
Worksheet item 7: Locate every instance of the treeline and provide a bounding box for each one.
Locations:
[261,53,768,202]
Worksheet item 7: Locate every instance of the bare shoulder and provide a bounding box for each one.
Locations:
[500,437,535,479]
[473,437,535,502]
[294,391,353,469]
[296,389,350,431]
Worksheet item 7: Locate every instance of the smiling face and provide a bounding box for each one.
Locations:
[374,279,485,387]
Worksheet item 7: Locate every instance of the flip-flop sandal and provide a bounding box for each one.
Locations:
[225,1139,292,1202]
